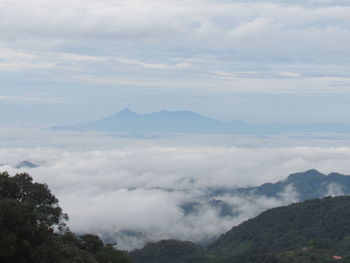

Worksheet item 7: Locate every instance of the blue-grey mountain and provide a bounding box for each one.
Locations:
[181,169,350,217]
[51,108,248,134]
[50,109,350,134]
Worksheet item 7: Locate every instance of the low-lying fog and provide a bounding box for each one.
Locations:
[1,126,350,250]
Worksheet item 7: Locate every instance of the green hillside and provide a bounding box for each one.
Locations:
[211,196,350,254]
[131,196,350,263]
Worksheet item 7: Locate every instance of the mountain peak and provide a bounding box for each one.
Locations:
[286,169,325,182]
[113,108,139,117]
[15,160,40,169]
[57,109,248,133]
[120,107,133,113]
[100,108,140,122]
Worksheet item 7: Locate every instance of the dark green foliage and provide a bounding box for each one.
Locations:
[0,172,67,262]
[210,196,350,255]
[128,240,281,263]
[54,232,131,263]
[129,240,205,263]
[95,243,132,263]
[227,249,279,263]
[0,172,130,263]
[0,172,67,229]
[79,234,104,252]
[131,196,350,263]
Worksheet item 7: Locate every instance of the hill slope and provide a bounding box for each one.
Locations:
[130,196,350,263]
[210,196,350,254]
[231,169,350,201]
[182,169,350,217]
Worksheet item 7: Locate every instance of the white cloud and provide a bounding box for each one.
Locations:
[0,0,349,97]
[0,96,73,104]
[326,183,344,196]
[1,1,350,53]
[280,72,301,77]
[1,143,350,249]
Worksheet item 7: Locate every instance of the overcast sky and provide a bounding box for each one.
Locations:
[3,0,350,250]
[1,0,350,123]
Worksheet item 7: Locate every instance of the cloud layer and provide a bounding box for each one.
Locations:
[1,144,350,249]
[1,0,350,86]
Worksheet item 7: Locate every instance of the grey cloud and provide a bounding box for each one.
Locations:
[0,96,74,104]
[1,1,349,54]
[0,0,349,101]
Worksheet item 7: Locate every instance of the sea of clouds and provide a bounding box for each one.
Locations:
[1,0,350,251]
[2,129,350,249]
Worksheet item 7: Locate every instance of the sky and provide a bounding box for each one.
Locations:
[1,0,350,123]
[2,0,350,250]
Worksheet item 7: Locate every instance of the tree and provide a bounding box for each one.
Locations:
[0,172,68,228]
[0,172,68,262]
[0,172,131,263]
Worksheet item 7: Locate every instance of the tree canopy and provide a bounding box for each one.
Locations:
[0,171,130,263]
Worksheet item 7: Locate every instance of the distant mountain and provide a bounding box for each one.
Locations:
[51,108,250,134]
[15,160,40,169]
[0,161,40,169]
[50,108,350,134]
[78,108,235,134]
[220,169,350,200]
[129,196,350,263]
[181,169,350,217]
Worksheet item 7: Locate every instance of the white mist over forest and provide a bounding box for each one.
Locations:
[2,128,350,249]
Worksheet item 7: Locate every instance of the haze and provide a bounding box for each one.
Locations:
[1,0,350,251]
[1,0,350,123]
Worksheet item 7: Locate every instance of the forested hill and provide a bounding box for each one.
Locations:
[183,169,350,218]
[210,196,350,254]
[213,169,350,201]
[130,196,350,263]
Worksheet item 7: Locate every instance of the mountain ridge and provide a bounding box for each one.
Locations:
[50,108,249,134]
[179,169,350,234]
[129,196,350,263]
[49,108,350,134]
